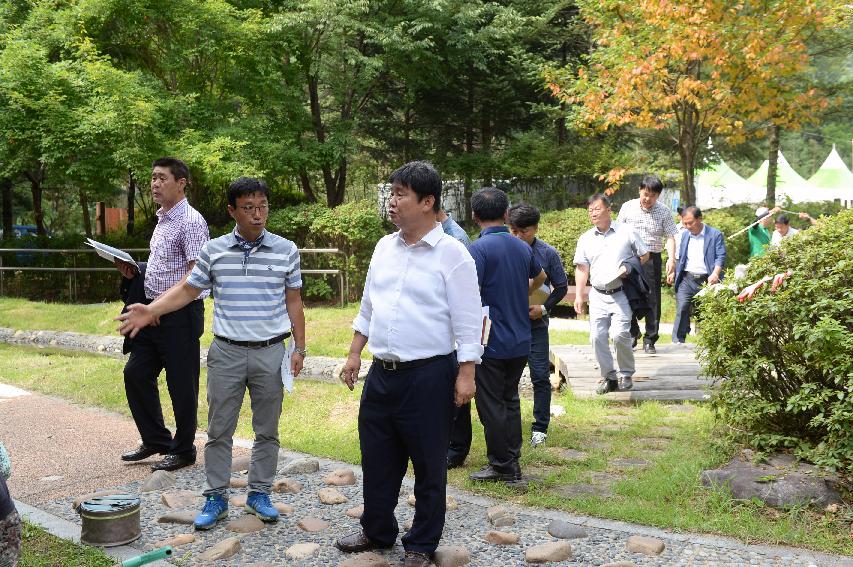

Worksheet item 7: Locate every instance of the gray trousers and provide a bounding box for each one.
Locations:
[588,288,635,380]
[203,338,285,497]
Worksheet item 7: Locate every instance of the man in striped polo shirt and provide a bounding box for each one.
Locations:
[118,177,306,530]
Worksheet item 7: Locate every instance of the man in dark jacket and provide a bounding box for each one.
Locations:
[667,206,726,344]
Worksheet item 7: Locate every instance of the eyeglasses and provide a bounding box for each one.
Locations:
[239,204,269,214]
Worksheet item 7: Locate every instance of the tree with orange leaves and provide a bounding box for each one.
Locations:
[545,0,844,205]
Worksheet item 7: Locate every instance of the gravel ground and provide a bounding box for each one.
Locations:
[40,449,851,567]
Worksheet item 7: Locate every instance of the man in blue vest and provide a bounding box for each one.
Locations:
[667,205,726,344]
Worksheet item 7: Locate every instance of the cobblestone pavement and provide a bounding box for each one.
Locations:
[35,447,851,567]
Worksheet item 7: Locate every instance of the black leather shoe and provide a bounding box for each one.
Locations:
[468,465,519,482]
[121,444,167,462]
[447,457,465,470]
[595,379,618,395]
[404,551,433,567]
[151,452,196,471]
[643,343,656,355]
[335,530,392,553]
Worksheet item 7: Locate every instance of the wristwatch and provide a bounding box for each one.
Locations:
[293,345,308,356]
[540,306,549,317]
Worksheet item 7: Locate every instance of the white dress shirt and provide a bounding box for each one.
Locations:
[684,225,708,275]
[353,223,484,364]
[573,222,648,290]
[771,226,798,246]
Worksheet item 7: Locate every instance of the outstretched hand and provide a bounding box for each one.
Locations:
[115,303,156,338]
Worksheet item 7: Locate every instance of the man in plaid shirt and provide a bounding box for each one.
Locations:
[616,174,677,354]
[115,157,209,472]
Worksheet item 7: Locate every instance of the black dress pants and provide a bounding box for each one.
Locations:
[123,300,204,456]
[631,251,662,346]
[359,354,456,555]
[474,355,528,473]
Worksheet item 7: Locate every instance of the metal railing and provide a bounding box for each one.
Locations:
[0,247,348,306]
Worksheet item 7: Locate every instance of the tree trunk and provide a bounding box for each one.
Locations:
[25,162,46,236]
[556,41,567,146]
[299,169,316,203]
[1,178,12,238]
[307,73,338,206]
[126,170,136,236]
[79,189,92,237]
[330,159,347,207]
[677,140,696,206]
[463,78,475,220]
[481,101,492,187]
[766,124,780,207]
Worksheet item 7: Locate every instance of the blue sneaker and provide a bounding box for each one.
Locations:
[245,491,279,522]
[194,494,228,530]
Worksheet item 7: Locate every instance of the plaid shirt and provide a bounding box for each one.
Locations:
[616,198,678,253]
[144,198,210,300]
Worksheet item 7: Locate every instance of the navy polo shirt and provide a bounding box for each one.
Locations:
[468,226,542,359]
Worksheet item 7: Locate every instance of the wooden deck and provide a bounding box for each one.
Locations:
[549,342,713,402]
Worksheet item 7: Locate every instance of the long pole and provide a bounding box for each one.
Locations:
[727,213,770,240]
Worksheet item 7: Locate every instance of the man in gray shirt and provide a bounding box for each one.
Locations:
[574,194,649,394]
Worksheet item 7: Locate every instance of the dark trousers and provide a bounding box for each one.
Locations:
[474,356,528,472]
[447,402,471,465]
[123,300,204,455]
[631,251,662,346]
[529,325,551,434]
[359,354,456,555]
[673,276,703,343]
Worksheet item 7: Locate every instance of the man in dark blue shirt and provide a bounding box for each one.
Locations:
[451,187,546,483]
[508,204,568,448]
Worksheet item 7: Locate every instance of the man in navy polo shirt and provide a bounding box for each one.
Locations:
[454,187,545,482]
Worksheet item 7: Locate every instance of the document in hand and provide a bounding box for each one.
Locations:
[481,306,492,346]
[529,282,551,306]
[85,238,138,269]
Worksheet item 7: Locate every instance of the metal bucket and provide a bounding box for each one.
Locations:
[78,493,141,547]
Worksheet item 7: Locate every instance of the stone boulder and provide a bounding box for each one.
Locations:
[484,530,519,545]
[140,470,176,493]
[547,519,588,539]
[700,452,843,509]
[319,487,349,504]
[525,541,572,563]
[198,537,241,561]
[273,478,302,493]
[281,458,320,475]
[157,510,197,525]
[285,542,320,559]
[324,468,357,486]
[625,535,665,555]
[433,545,470,567]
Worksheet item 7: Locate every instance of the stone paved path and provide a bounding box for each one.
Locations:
[3,383,850,566]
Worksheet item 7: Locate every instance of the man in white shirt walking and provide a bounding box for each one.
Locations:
[335,161,483,567]
[575,194,649,394]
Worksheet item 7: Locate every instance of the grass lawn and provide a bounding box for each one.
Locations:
[0,297,363,358]
[21,520,113,566]
[1,344,849,555]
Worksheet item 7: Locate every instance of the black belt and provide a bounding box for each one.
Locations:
[685,272,709,282]
[593,286,623,295]
[373,353,451,371]
[215,332,290,348]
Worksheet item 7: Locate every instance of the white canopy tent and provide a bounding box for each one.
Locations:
[808,144,853,208]
[695,159,765,209]
[746,152,822,204]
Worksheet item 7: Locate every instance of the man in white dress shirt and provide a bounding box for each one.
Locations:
[574,194,649,394]
[335,161,483,567]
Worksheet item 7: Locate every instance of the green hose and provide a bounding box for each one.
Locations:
[120,546,173,567]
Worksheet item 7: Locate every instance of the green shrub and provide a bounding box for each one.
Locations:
[536,207,595,285]
[267,201,388,301]
[703,202,845,268]
[697,208,853,472]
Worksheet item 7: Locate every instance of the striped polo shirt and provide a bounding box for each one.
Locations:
[186,228,302,341]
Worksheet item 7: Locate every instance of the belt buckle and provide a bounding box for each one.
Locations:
[381,359,397,371]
